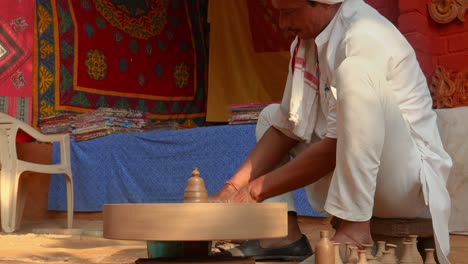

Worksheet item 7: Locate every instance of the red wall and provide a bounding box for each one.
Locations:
[367,0,468,81]
[399,1,468,80]
[367,0,399,26]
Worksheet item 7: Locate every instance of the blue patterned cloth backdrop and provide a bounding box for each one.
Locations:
[49,124,326,217]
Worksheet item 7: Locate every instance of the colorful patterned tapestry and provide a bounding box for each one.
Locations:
[0,0,34,123]
[34,0,207,127]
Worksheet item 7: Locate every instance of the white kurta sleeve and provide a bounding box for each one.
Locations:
[324,86,337,139]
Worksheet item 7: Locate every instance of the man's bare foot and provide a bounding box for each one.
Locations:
[331,219,373,259]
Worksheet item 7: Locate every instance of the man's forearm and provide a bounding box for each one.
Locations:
[229,126,298,188]
[250,137,337,202]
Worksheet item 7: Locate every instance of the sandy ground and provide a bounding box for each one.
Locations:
[0,217,330,264]
[0,219,147,264]
[1,217,466,264]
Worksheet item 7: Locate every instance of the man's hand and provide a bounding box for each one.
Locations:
[209,181,260,203]
[228,184,258,203]
[208,182,239,203]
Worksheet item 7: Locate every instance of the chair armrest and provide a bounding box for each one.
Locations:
[0,114,72,165]
[14,122,69,143]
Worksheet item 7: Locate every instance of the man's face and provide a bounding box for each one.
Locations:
[271,0,322,39]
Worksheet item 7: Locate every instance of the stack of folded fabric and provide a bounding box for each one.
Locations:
[71,108,147,141]
[39,108,148,141]
[145,120,181,131]
[40,113,77,134]
[228,102,277,125]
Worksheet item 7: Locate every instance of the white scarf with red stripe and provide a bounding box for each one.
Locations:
[288,38,320,142]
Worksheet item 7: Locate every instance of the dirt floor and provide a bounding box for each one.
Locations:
[0,216,332,264]
[0,219,145,264]
[1,216,467,264]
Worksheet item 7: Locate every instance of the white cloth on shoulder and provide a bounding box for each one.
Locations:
[287,38,321,142]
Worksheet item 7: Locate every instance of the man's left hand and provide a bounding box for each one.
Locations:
[228,184,258,203]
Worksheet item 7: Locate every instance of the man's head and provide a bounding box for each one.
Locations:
[271,0,342,39]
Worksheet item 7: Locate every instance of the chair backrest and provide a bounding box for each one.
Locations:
[0,113,19,162]
[0,112,17,132]
[0,127,10,168]
[0,113,41,142]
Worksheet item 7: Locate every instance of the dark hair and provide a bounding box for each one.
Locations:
[308,1,317,6]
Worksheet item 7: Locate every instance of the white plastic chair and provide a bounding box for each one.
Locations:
[0,113,73,233]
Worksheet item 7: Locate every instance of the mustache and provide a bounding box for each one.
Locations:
[288,28,300,34]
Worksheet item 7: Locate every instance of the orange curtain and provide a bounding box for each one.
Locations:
[206,0,291,122]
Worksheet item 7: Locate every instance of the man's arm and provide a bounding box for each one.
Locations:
[230,126,299,187]
[233,136,337,203]
[210,126,298,201]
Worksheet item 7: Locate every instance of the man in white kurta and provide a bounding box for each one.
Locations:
[212,0,452,263]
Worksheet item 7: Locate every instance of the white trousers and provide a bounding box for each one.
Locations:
[258,59,430,221]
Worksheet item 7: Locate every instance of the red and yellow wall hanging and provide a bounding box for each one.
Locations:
[34,0,208,127]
